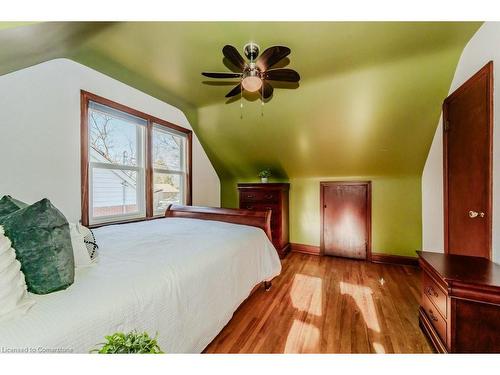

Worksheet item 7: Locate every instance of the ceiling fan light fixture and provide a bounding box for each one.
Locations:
[202,43,300,100]
[242,76,263,92]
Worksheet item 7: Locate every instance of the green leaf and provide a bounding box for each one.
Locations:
[92,330,164,354]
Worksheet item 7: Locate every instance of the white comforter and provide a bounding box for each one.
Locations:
[0,218,281,353]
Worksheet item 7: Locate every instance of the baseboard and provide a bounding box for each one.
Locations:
[290,243,320,256]
[371,253,419,267]
[290,245,418,266]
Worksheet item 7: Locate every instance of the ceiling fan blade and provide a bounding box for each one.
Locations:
[264,68,300,82]
[202,72,242,79]
[256,46,291,71]
[222,45,247,71]
[262,81,274,99]
[225,83,242,98]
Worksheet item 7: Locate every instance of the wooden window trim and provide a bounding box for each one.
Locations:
[80,90,192,227]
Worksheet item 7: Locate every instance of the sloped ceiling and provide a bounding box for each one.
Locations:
[0,22,481,181]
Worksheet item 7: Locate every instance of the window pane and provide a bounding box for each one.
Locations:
[92,168,140,218]
[89,104,145,167]
[152,126,184,171]
[153,172,183,212]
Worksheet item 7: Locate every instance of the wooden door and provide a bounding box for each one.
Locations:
[321,181,371,259]
[444,61,493,259]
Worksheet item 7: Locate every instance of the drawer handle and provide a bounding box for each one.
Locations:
[246,206,254,210]
[426,286,438,298]
[428,309,439,322]
[265,194,274,199]
[246,195,255,199]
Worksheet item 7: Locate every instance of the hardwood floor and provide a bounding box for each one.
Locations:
[205,252,432,353]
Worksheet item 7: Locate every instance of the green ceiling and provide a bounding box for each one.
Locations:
[0,22,481,180]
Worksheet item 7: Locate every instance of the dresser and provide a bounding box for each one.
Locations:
[238,183,290,258]
[417,251,500,353]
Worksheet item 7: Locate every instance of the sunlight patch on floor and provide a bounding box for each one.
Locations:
[339,281,380,332]
[284,319,320,353]
[372,342,386,353]
[290,274,323,316]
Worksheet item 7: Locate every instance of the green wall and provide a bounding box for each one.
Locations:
[221,175,422,257]
[0,22,479,259]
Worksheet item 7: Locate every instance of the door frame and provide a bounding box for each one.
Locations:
[320,181,372,260]
[443,61,493,259]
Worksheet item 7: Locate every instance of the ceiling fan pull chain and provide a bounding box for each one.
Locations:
[240,88,244,119]
[261,83,265,116]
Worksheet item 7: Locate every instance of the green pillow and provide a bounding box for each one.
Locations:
[0,198,75,294]
[0,195,28,217]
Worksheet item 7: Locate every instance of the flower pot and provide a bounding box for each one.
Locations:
[261,177,268,183]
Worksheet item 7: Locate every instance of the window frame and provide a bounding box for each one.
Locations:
[81,90,192,227]
[151,123,189,216]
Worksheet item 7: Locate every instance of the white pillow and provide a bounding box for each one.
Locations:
[69,223,93,268]
[0,226,35,322]
[80,225,99,261]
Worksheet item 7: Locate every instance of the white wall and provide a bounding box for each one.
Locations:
[422,22,500,263]
[0,59,220,222]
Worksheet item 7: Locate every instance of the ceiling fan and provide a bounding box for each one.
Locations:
[202,43,300,99]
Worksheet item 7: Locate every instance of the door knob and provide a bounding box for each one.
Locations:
[469,210,485,218]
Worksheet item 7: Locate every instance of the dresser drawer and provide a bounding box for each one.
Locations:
[423,273,447,318]
[239,190,280,203]
[422,294,447,344]
[240,203,280,214]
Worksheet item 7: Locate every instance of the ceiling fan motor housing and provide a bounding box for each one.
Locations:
[244,43,260,61]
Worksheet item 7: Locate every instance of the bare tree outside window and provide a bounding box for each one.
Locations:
[89,111,138,168]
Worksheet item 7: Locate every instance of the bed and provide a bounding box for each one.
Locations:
[0,205,281,353]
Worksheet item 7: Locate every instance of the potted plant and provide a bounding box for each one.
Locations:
[258,168,272,183]
[92,331,163,354]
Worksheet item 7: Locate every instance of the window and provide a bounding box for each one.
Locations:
[81,91,192,226]
[88,102,147,223]
[152,124,188,214]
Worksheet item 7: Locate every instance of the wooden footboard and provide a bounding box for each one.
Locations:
[165,204,272,242]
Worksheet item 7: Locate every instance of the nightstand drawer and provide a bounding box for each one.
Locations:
[423,273,447,318]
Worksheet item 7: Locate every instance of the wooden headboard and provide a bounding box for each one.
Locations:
[165,204,272,242]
